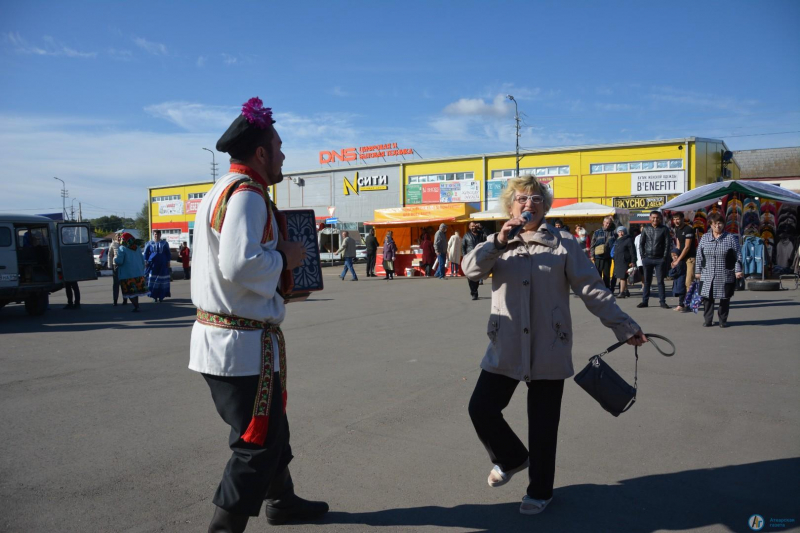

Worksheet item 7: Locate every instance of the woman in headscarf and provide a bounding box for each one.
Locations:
[114,232,148,312]
[447,231,463,277]
[382,231,397,280]
[612,226,636,298]
[573,225,590,258]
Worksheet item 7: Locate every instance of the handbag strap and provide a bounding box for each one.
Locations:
[593,333,676,414]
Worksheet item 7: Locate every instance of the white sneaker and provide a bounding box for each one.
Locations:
[487,459,529,487]
[520,495,552,515]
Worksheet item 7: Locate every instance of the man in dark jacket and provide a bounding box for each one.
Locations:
[637,210,672,309]
[433,223,448,279]
[364,228,379,277]
[590,216,616,289]
[462,222,486,300]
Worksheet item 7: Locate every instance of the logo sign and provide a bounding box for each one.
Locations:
[343,172,389,196]
[185,199,203,214]
[158,200,183,216]
[631,170,685,196]
[407,180,481,204]
[320,142,414,164]
[325,217,338,224]
[747,515,764,531]
[612,196,667,210]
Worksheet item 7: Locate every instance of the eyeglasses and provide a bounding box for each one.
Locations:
[514,194,544,205]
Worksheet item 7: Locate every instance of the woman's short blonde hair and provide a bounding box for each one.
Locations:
[498,175,553,215]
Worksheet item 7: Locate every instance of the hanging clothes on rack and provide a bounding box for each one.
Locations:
[742,236,764,276]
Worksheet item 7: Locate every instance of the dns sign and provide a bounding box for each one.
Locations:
[319,148,357,164]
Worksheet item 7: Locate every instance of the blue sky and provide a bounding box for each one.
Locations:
[1,0,799,218]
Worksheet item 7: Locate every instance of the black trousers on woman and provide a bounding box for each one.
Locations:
[203,373,293,516]
[468,370,564,500]
[594,256,612,289]
[702,281,732,326]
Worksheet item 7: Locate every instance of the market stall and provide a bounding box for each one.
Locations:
[544,202,630,234]
[365,204,477,277]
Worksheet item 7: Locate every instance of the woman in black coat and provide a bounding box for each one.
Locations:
[612,226,636,298]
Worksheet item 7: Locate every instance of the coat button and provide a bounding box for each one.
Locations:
[523,280,529,286]
[524,328,529,334]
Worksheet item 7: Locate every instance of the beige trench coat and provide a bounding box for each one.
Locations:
[461,224,640,381]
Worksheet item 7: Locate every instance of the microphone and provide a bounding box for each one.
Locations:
[507,211,533,240]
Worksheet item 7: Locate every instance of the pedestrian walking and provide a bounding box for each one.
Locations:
[179,241,191,280]
[637,211,672,309]
[668,248,687,311]
[590,216,616,289]
[144,230,171,302]
[108,233,128,306]
[190,98,328,531]
[365,228,379,277]
[695,212,743,328]
[114,232,147,312]
[63,281,81,310]
[670,212,696,312]
[612,226,636,298]
[336,231,358,281]
[383,231,397,280]
[421,233,436,277]
[462,222,486,299]
[434,223,448,279]
[462,174,646,517]
[447,231,463,277]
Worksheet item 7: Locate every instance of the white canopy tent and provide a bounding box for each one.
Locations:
[546,202,630,219]
[660,180,800,212]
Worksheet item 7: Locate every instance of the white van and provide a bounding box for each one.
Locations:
[0,214,97,316]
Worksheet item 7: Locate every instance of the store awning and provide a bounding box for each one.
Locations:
[365,204,477,226]
[546,202,629,219]
[470,210,510,221]
[661,180,800,212]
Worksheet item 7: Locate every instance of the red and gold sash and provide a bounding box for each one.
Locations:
[197,309,287,445]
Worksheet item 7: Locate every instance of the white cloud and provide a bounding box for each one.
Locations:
[443,94,512,117]
[133,36,168,56]
[221,53,238,65]
[145,102,238,132]
[330,86,349,97]
[107,48,133,61]
[594,102,639,112]
[5,32,96,58]
[649,87,759,113]
[196,56,206,67]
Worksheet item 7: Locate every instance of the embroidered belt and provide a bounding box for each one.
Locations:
[197,309,287,445]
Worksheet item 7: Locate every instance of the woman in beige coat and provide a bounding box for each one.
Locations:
[446,231,462,277]
[462,175,646,516]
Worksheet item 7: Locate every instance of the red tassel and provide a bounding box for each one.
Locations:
[282,390,288,413]
[241,415,269,445]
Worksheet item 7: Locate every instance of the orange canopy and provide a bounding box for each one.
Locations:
[366,204,477,251]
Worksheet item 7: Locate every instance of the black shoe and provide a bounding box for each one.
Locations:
[660,303,670,309]
[113,302,118,306]
[132,307,140,313]
[623,290,631,297]
[703,322,712,327]
[351,278,358,281]
[719,322,728,328]
[264,469,329,525]
[63,304,74,310]
[471,294,478,300]
[340,275,345,281]
[636,302,648,308]
[122,300,128,305]
[617,293,627,299]
[208,505,249,533]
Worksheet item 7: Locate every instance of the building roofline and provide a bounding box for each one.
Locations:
[281,137,726,176]
[148,180,215,191]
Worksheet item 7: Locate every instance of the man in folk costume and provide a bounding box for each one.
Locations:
[189,97,328,532]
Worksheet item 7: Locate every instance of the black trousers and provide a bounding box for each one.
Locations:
[642,258,666,304]
[112,270,127,304]
[65,281,80,305]
[184,267,191,280]
[468,370,564,500]
[703,282,732,325]
[423,263,432,277]
[203,373,293,516]
[468,279,480,297]
[594,257,612,288]
[366,252,376,276]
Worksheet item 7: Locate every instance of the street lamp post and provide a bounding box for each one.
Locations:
[202,148,218,182]
[53,177,67,220]
[71,198,78,221]
[506,95,520,177]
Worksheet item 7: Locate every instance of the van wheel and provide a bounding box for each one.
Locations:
[24,293,48,316]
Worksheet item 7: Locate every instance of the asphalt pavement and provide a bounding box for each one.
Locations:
[1,267,798,533]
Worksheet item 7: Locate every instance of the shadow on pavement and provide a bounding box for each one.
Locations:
[0,298,196,333]
[311,458,798,533]
[729,317,800,327]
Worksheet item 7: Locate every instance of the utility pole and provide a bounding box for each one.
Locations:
[506,95,521,176]
[202,148,218,182]
[54,177,67,220]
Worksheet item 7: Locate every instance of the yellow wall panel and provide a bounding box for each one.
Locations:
[581,174,607,198]
[606,173,630,197]
[404,158,483,181]
[552,176,578,198]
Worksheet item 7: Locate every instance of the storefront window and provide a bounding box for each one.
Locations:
[656,161,668,169]
[616,163,629,171]
[629,162,642,170]
[409,176,418,183]
[590,164,603,173]
[604,164,616,172]
[642,161,655,170]
[559,166,570,175]
[669,159,682,168]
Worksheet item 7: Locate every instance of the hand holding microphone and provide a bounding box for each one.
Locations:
[498,211,533,246]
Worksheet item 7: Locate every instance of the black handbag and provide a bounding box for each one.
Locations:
[574,333,675,416]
